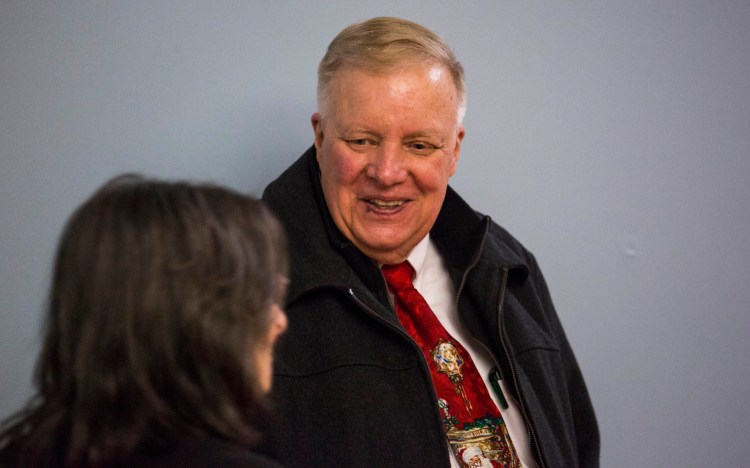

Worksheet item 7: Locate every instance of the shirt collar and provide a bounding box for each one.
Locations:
[406,234,431,281]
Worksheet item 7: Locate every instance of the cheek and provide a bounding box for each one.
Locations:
[447,155,457,177]
[417,160,454,193]
[441,152,459,183]
[322,148,365,193]
[441,144,459,178]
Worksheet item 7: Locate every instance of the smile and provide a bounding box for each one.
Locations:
[367,199,405,208]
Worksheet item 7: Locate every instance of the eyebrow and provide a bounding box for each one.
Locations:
[341,127,377,135]
[336,125,447,143]
[335,124,377,135]
[402,131,443,140]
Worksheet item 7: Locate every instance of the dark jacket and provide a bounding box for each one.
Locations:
[262,146,599,467]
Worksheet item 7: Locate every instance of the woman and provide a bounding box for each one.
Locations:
[0,174,288,467]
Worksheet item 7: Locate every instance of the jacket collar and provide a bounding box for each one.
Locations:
[262,146,381,306]
[262,145,529,305]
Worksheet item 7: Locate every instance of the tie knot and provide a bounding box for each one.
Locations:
[381,261,416,293]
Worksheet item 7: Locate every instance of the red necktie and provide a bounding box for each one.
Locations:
[382,262,520,468]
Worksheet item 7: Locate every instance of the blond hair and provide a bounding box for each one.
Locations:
[317,17,467,122]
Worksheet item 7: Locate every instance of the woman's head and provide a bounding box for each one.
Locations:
[32,174,288,464]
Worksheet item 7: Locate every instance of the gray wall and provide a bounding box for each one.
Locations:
[2,1,749,465]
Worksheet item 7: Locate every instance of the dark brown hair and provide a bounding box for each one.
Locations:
[0,174,288,466]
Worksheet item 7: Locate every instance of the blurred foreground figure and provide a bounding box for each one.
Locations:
[0,174,288,467]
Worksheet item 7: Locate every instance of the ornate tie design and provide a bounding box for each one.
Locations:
[382,261,520,468]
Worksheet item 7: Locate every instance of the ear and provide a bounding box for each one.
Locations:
[449,125,465,177]
[311,113,324,152]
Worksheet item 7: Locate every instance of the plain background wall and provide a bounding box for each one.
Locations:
[2,1,749,465]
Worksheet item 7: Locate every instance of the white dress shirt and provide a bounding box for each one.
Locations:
[405,235,536,468]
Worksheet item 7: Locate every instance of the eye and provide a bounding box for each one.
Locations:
[405,141,438,155]
[346,138,377,151]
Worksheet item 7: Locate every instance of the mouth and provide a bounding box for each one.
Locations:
[368,198,405,208]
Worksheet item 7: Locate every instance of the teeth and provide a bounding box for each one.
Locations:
[369,199,404,208]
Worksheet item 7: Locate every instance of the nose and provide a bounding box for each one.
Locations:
[275,307,288,335]
[270,304,288,339]
[365,143,408,186]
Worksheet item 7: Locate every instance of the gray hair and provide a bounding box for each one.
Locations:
[317,17,467,122]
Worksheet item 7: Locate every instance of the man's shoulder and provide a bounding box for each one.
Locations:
[485,216,530,257]
[262,146,315,204]
[436,187,532,271]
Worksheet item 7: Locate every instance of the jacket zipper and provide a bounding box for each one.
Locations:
[345,219,545,467]
[453,218,546,468]
[346,286,452,467]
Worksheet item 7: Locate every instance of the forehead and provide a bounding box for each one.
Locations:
[326,66,460,124]
[331,63,457,94]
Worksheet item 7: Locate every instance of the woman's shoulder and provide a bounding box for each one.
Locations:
[130,434,284,468]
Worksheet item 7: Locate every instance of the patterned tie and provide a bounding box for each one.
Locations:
[382,262,520,468]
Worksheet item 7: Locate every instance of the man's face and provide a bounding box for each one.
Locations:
[312,65,464,265]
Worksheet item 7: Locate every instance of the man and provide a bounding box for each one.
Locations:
[262,17,599,467]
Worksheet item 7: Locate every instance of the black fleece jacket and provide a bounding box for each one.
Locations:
[262,146,599,467]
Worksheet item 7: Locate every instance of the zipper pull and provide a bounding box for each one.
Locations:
[489,367,509,409]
